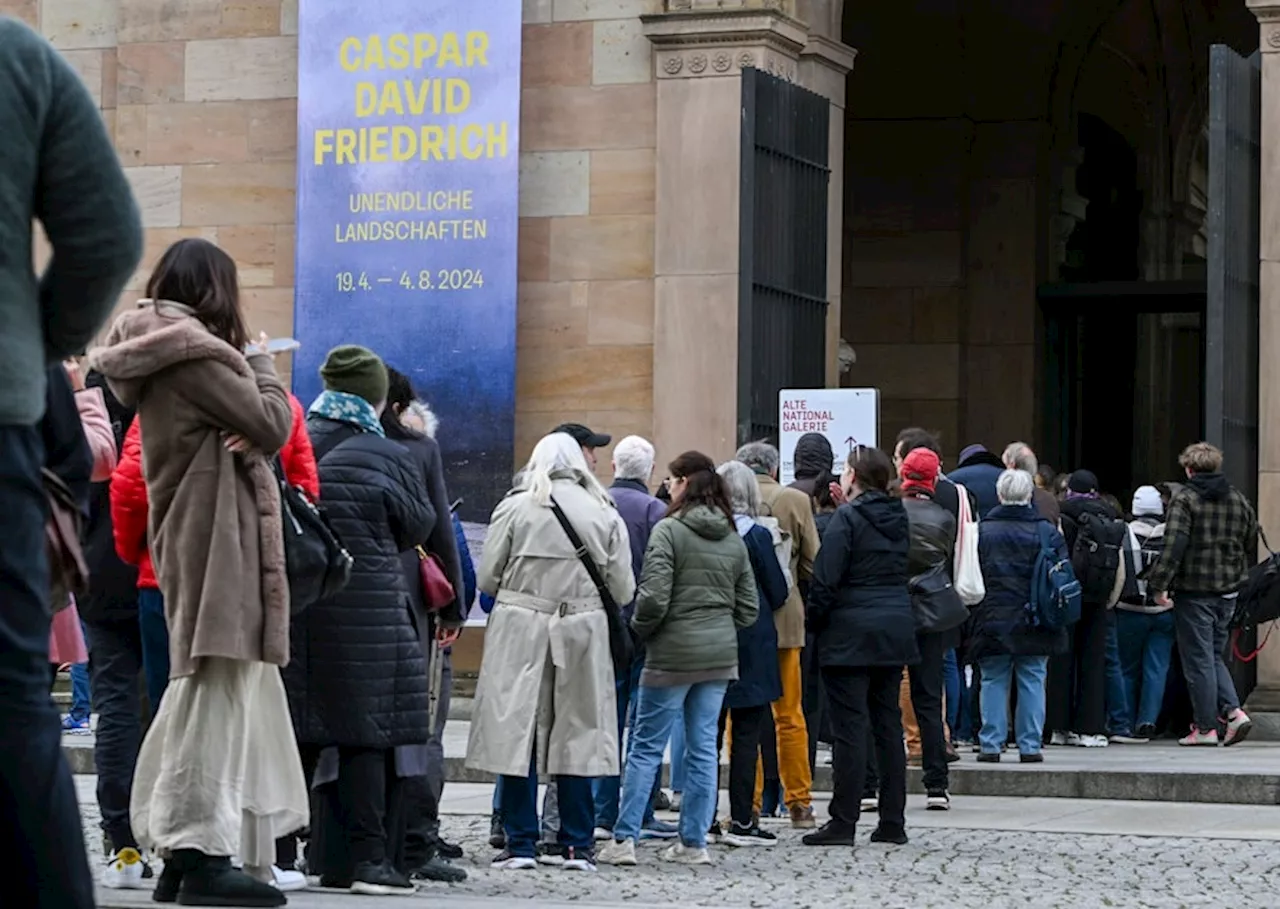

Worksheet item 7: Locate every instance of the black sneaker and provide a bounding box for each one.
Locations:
[351,860,416,897]
[707,821,723,844]
[977,751,1001,763]
[654,789,672,811]
[802,820,856,847]
[1020,752,1045,764]
[489,813,507,849]
[1136,723,1157,740]
[536,842,566,866]
[411,856,468,883]
[722,823,778,847]
[926,789,951,811]
[561,847,597,872]
[431,837,464,861]
[870,825,909,845]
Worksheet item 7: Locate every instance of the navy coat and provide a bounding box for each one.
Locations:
[967,503,1070,661]
[724,521,790,709]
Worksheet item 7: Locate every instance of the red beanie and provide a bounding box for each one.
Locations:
[900,448,940,494]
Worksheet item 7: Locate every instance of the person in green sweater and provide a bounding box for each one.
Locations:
[0,17,142,909]
[599,451,759,868]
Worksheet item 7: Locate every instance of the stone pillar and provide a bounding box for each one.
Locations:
[1245,1,1280,718]
[642,1,854,464]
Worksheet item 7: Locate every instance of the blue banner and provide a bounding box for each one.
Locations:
[294,0,521,520]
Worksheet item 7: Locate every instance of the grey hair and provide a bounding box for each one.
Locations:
[717,460,762,517]
[612,435,655,481]
[1002,441,1038,474]
[735,441,779,477]
[997,468,1035,505]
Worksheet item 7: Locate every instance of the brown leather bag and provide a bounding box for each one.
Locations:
[44,468,89,613]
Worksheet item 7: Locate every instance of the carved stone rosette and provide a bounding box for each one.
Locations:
[644,6,807,81]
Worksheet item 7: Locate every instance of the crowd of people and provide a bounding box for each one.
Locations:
[1,15,1268,908]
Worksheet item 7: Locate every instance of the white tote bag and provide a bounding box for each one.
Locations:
[953,483,985,606]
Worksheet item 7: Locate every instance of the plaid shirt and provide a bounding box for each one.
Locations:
[1146,475,1257,596]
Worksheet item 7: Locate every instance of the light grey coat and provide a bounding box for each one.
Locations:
[466,473,635,777]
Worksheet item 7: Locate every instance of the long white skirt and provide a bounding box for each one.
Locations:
[131,657,309,869]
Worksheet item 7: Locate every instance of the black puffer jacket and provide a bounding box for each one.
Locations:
[807,489,920,668]
[284,416,436,748]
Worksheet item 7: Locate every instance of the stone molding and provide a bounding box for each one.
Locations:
[643,8,809,80]
[1247,0,1280,51]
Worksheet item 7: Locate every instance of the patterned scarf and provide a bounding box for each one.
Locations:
[307,390,385,437]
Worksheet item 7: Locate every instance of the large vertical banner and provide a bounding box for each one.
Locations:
[294,1,521,523]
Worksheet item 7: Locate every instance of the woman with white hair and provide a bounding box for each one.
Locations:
[715,461,790,846]
[968,469,1072,763]
[466,433,635,872]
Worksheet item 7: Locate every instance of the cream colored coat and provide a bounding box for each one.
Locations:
[467,474,635,777]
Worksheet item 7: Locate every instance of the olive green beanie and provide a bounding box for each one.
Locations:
[319,345,389,406]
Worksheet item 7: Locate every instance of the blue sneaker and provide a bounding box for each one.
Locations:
[62,715,90,734]
[639,820,679,840]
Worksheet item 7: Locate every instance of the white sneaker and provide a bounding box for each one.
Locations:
[271,865,308,891]
[1065,731,1083,746]
[1049,731,1069,746]
[102,848,146,889]
[660,843,711,866]
[860,796,879,813]
[1224,708,1254,746]
[1079,734,1109,748]
[490,851,538,871]
[593,826,612,842]
[669,791,683,811]
[596,838,637,867]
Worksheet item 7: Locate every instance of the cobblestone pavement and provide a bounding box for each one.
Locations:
[80,784,1277,909]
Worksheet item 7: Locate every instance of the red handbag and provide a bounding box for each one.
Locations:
[416,546,455,613]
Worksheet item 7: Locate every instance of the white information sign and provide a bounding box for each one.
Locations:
[778,388,880,485]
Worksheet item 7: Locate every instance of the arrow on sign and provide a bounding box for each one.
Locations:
[845,436,857,453]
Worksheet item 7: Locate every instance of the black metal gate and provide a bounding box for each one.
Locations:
[1206,45,1261,699]
[737,68,830,445]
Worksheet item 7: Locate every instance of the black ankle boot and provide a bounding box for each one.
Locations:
[153,851,192,904]
[175,852,286,907]
[870,824,909,845]
[802,819,857,847]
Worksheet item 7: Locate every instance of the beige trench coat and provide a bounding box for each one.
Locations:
[467,475,635,778]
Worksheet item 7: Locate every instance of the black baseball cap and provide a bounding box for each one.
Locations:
[554,422,611,449]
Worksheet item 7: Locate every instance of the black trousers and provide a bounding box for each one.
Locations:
[275,744,322,870]
[718,703,768,826]
[84,616,145,854]
[0,424,95,908]
[908,633,949,792]
[802,632,829,772]
[1047,602,1109,736]
[822,665,906,831]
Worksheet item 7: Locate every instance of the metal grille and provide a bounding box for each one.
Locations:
[737,68,831,445]
[1206,45,1261,700]
[1205,46,1260,507]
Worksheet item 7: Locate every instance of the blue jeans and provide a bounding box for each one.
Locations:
[500,756,593,858]
[943,648,960,736]
[616,681,726,848]
[492,776,503,812]
[1105,612,1131,734]
[669,710,686,792]
[593,659,659,830]
[137,587,169,710]
[978,655,1049,755]
[1114,609,1175,731]
[68,621,91,722]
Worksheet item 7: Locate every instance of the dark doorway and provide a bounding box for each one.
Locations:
[1038,281,1205,500]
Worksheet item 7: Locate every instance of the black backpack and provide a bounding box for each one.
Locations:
[1229,528,1280,657]
[1070,512,1127,605]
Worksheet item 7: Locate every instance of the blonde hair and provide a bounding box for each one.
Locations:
[520,432,613,508]
[1179,442,1224,475]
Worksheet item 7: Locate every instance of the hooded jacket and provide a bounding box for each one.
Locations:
[89,301,294,677]
[112,394,318,591]
[790,433,835,501]
[1147,472,1257,596]
[757,474,819,649]
[633,504,759,677]
[806,490,920,668]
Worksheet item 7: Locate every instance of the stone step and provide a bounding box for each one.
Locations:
[61,731,1280,806]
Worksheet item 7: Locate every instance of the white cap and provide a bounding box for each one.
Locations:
[1132,485,1163,517]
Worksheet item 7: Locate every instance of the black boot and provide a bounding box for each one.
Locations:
[175,851,286,907]
[488,813,506,849]
[153,851,192,904]
[801,819,856,847]
[870,824,909,845]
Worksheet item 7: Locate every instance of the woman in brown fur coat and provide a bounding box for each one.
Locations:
[91,239,307,908]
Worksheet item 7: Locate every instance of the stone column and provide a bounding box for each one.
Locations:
[1245,1,1280,719]
[642,0,854,463]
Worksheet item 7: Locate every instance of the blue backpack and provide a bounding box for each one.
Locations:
[1029,522,1082,630]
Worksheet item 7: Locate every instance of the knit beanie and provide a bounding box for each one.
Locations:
[319,345,388,406]
[1132,485,1164,518]
[1068,469,1099,495]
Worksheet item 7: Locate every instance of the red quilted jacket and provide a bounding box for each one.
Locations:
[111,394,319,589]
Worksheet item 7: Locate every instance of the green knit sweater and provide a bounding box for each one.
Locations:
[0,18,141,424]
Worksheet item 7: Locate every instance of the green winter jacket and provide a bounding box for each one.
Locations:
[632,505,759,674]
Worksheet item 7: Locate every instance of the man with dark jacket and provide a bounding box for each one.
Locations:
[948,444,1005,519]
[1148,442,1256,747]
[0,19,142,909]
[594,435,675,839]
[1002,442,1061,527]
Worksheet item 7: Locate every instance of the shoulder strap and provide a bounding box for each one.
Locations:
[312,422,361,462]
[549,496,618,610]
